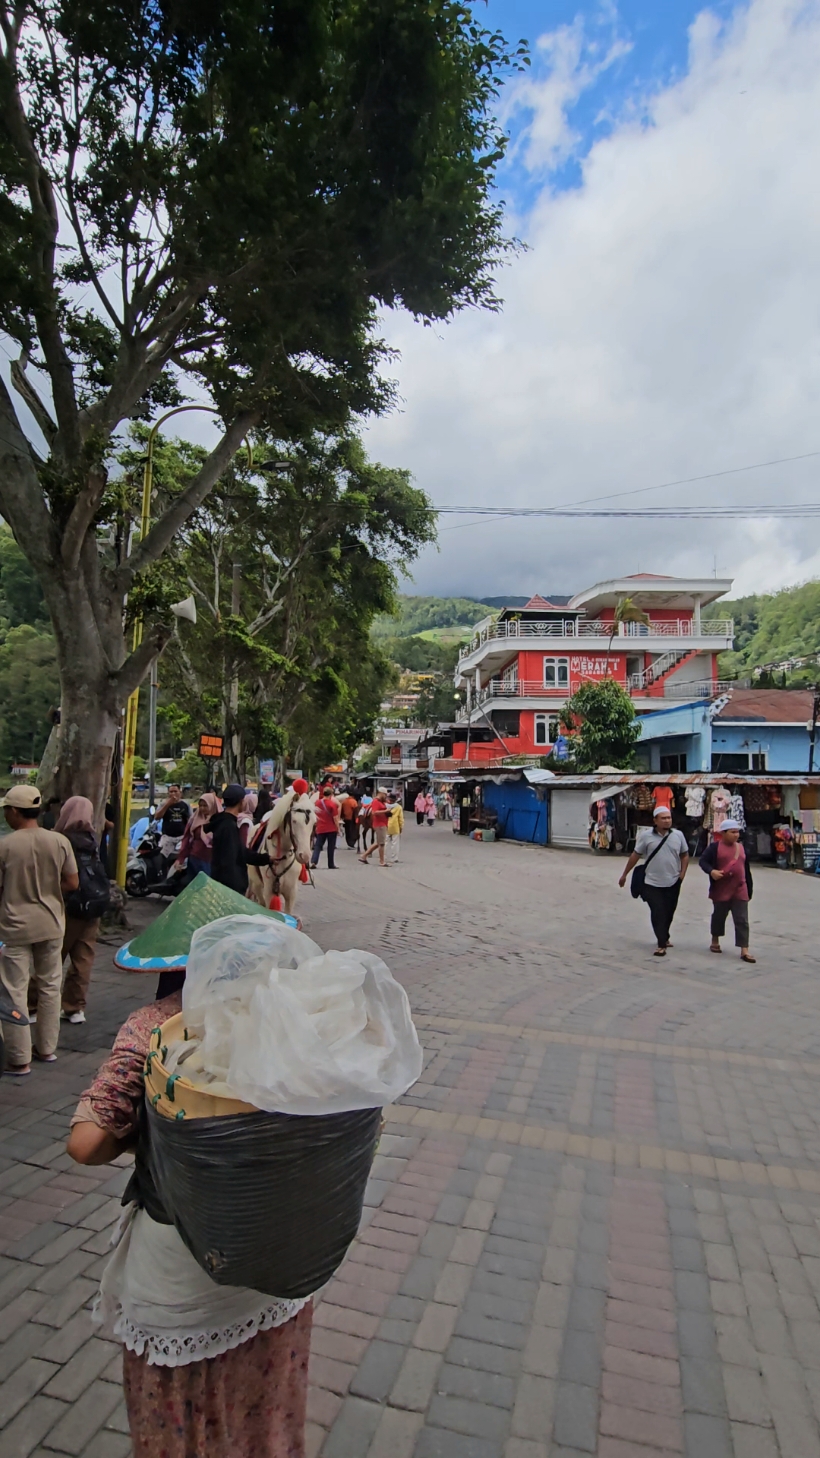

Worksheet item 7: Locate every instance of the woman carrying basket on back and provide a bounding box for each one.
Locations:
[67,989,312,1458]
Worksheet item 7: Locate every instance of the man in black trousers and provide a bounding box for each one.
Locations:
[619,806,689,957]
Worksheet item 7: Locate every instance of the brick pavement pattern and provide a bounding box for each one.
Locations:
[1,826,820,1456]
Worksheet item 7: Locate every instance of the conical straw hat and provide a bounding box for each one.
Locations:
[114,872,299,972]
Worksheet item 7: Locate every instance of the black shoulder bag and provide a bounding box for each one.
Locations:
[630,831,672,900]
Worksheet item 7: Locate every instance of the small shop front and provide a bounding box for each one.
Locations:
[582,773,820,870]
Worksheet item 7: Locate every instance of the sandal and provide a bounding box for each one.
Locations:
[32,1050,57,1063]
[6,1062,31,1076]
[740,953,756,963]
[710,945,722,953]
[653,948,666,957]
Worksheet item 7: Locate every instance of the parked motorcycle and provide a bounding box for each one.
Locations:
[125,827,191,899]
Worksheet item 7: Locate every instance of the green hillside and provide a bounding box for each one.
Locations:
[705,581,820,682]
[371,595,492,641]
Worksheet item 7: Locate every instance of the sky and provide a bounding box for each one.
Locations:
[364,0,820,602]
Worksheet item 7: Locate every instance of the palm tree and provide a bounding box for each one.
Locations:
[605,597,650,675]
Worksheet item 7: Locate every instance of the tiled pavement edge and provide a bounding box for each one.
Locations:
[2,830,820,1456]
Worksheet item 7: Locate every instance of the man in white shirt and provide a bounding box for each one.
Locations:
[619,806,689,956]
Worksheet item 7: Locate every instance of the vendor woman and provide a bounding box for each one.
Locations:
[67,990,312,1458]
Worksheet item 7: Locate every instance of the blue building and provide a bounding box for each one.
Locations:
[637,689,815,774]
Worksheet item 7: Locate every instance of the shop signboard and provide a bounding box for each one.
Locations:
[390,745,401,763]
[259,759,275,784]
[198,733,223,760]
[452,804,461,831]
[569,655,623,691]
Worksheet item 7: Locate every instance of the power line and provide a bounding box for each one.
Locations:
[435,503,820,520]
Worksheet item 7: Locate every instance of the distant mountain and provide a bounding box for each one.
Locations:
[371,595,492,641]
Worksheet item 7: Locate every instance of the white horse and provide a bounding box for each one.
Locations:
[246,789,316,917]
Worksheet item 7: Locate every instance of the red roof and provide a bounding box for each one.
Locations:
[523,595,559,610]
[717,690,813,723]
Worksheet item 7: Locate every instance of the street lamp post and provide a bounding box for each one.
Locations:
[115,404,224,886]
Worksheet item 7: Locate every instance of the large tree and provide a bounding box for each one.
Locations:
[156,429,431,779]
[0,0,522,815]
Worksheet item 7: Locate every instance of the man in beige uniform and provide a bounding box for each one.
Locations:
[0,785,79,1074]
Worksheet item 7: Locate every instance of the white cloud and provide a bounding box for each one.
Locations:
[366,0,820,602]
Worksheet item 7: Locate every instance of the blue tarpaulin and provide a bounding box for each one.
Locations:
[483,779,548,846]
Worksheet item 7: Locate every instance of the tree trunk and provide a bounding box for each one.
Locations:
[39,566,133,831]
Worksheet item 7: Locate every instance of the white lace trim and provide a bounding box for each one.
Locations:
[107,1294,310,1367]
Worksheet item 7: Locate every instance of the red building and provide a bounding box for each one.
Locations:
[452,574,735,761]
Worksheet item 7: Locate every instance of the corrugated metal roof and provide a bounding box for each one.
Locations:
[715,689,814,722]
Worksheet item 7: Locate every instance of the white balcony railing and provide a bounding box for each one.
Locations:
[459,618,734,659]
[467,678,734,706]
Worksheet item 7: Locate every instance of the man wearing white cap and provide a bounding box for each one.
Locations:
[619,806,689,956]
[0,785,79,1074]
[699,819,755,962]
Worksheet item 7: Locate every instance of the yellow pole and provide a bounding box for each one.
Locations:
[115,405,221,885]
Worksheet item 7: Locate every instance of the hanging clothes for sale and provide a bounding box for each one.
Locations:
[635,784,654,811]
[727,794,746,830]
[651,785,674,813]
[709,787,732,832]
[684,786,705,818]
[781,785,800,817]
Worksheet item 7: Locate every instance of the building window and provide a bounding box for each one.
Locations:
[534,713,561,746]
[494,710,521,738]
[751,752,767,771]
[543,657,569,689]
[711,753,750,772]
[660,753,687,772]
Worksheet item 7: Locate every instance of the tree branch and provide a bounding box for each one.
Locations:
[113,623,172,701]
[0,375,60,574]
[116,411,259,589]
[10,350,58,448]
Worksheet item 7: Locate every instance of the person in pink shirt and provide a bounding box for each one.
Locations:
[699,819,756,962]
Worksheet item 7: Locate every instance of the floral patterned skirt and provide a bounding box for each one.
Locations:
[122,1302,312,1458]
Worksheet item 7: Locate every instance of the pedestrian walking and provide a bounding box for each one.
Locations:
[424,790,436,826]
[699,819,756,962]
[154,785,191,864]
[175,793,219,877]
[311,789,340,869]
[414,790,426,826]
[0,785,78,1074]
[57,796,110,1027]
[340,789,360,850]
[208,786,271,894]
[68,985,312,1458]
[359,790,390,867]
[386,794,404,864]
[618,806,689,956]
[359,793,374,849]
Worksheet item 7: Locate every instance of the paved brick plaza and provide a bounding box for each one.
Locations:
[1,822,820,1457]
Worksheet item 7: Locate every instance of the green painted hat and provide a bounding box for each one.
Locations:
[114,872,300,972]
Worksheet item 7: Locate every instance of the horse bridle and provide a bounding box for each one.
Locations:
[268,806,313,888]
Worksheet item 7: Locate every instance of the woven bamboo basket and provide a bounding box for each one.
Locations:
[144,1013,256,1120]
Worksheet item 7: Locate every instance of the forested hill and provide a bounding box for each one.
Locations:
[371,596,491,641]
[705,580,820,681]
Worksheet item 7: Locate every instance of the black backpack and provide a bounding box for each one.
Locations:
[65,849,111,920]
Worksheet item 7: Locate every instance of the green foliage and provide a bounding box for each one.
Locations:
[371,596,491,640]
[150,426,433,774]
[706,582,820,683]
[0,625,59,768]
[415,679,466,726]
[381,635,461,673]
[172,751,209,792]
[560,679,641,773]
[0,528,50,631]
[132,755,147,779]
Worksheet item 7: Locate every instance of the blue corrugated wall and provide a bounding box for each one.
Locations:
[483,780,548,845]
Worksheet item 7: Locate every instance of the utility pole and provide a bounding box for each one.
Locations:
[810,685,820,774]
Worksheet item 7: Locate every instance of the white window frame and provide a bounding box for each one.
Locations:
[534,712,561,746]
[543,656,569,689]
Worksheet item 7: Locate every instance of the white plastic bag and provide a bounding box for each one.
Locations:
[181,914,423,1114]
